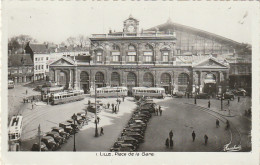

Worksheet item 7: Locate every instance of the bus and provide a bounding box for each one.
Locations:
[8,80,15,89]
[8,115,23,142]
[132,87,166,99]
[51,90,85,105]
[90,87,128,98]
[41,86,64,102]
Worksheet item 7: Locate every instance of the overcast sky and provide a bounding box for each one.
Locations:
[5,1,257,44]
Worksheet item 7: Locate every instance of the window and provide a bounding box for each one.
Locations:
[35,66,37,70]
[35,58,37,61]
[42,65,44,69]
[46,57,49,61]
[96,51,102,62]
[128,55,136,62]
[127,44,137,62]
[41,57,43,61]
[112,52,120,62]
[178,73,189,85]
[46,65,49,69]
[144,52,153,62]
[162,51,169,62]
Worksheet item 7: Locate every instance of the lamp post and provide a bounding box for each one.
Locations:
[72,113,77,151]
[94,81,99,137]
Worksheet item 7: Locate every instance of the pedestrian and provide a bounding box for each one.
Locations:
[227,99,230,106]
[165,138,169,148]
[33,96,35,101]
[115,106,117,114]
[194,97,197,104]
[208,100,211,108]
[169,139,173,148]
[169,130,173,139]
[216,119,220,128]
[238,96,240,102]
[32,103,34,110]
[226,120,230,130]
[159,109,162,116]
[123,96,125,102]
[100,127,104,135]
[23,98,25,103]
[118,99,121,105]
[187,93,190,99]
[159,105,161,112]
[204,134,208,145]
[156,109,158,116]
[88,100,91,105]
[112,107,114,113]
[192,131,196,142]
[26,90,28,95]
[112,103,114,109]
[107,102,110,109]
[97,116,100,124]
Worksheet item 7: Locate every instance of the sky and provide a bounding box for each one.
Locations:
[4,1,257,44]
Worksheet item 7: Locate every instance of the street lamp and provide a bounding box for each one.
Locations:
[94,80,99,137]
[72,113,77,151]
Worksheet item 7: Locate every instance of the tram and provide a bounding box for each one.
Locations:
[90,87,128,98]
[132,87,166,99]
[41,86,64,102]
[8,80,15,89]
[8,115,23,142]
[51,90,85,105]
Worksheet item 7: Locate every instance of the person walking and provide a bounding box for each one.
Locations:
[88,100,91,105]
[192,131,196,142]
[204,134,208,145]
[208,100,211,108]
[194,97,197,104]
[100,127,104,135]
[122,96,125,102]
[238,96,240,102]
[169,139,173,148]
[112,107,114,114]
[115,106,117,114]
[112,103,114,110]
[26,89,28,95]
[97,116,100,124]
[169,130,173,140]
[227,99,230,106]
[159,109,162,116]
[32,103,34,110]
[216,119,220,128]
[165,138,169,148]
[107,103,110,109]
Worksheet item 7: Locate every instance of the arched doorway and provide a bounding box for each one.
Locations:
[127,72,137,96]
[143,72,154,87]
[59,71,67,88]
[161,73,171,94]
[203,73,217,96]
[111,72,120,87]
[95,72,105,88]
[80,71,89,94]
[178,73,189,92]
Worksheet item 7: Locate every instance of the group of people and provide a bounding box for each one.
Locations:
[154,105,163,116]
[107,102,119,114]
[165,130,209,148]
[94,117,104,136]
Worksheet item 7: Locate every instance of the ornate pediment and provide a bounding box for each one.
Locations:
[50,57,75,66]
[194,58,228,69]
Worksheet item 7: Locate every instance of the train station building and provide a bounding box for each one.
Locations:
[49,15,250,95]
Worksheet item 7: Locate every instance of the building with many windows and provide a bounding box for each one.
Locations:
[49,15,250,95]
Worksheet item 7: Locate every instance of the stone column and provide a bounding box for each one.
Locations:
[199,71,203,93]
[173,72,179,93]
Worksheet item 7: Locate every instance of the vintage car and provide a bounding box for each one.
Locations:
[128,119,147,128]
[175,91,185,98]
[130,117,148,123]
[232,88,247,96]
[195,93,210,99]
[118,136,139,148]
[41,136,58,151]
[112,142,136,151]
[122,132,144,143]
[51,127,70,139]
[110,146,133,152]
[123,127,144,136]
[59,122,74,134]
[46,131,65,144]
[66,119,80,130]
[216,92,235,100]
[31,142,48,151]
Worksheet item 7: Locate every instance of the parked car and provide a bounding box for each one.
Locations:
[196,93,210,99]
[216,92,235,100]
[59,122,74,134]
[123,132,144,143]
[112,142,136,151]
[41,136,58,151]
[123,128,144,136]
[110,146,133,152]
[128,120,147,128]
[66,119,80,130]
[46,131,64,144]
[233,88,247,96]
[175,91,185,98]
[52,127,70,139]
[118,136,139,148]
[31,142,48,151]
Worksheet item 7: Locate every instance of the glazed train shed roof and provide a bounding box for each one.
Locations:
[147,21,242,47]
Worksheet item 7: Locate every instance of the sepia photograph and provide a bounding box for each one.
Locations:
[2,1,260,165]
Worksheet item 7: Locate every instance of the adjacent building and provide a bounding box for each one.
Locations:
[49,15,251,95]
[8,54,34,83]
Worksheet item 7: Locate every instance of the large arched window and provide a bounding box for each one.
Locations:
[161,73,171,84]
[80,71,89,82]
[95,72,104,83]
[143,72,154,87]
[111,72,120,86]
[178,73,189,85]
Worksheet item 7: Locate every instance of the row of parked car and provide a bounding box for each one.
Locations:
[110,98,156,152]
[31,112,91,151]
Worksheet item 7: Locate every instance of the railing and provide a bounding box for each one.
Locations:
[91,32,175,38]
